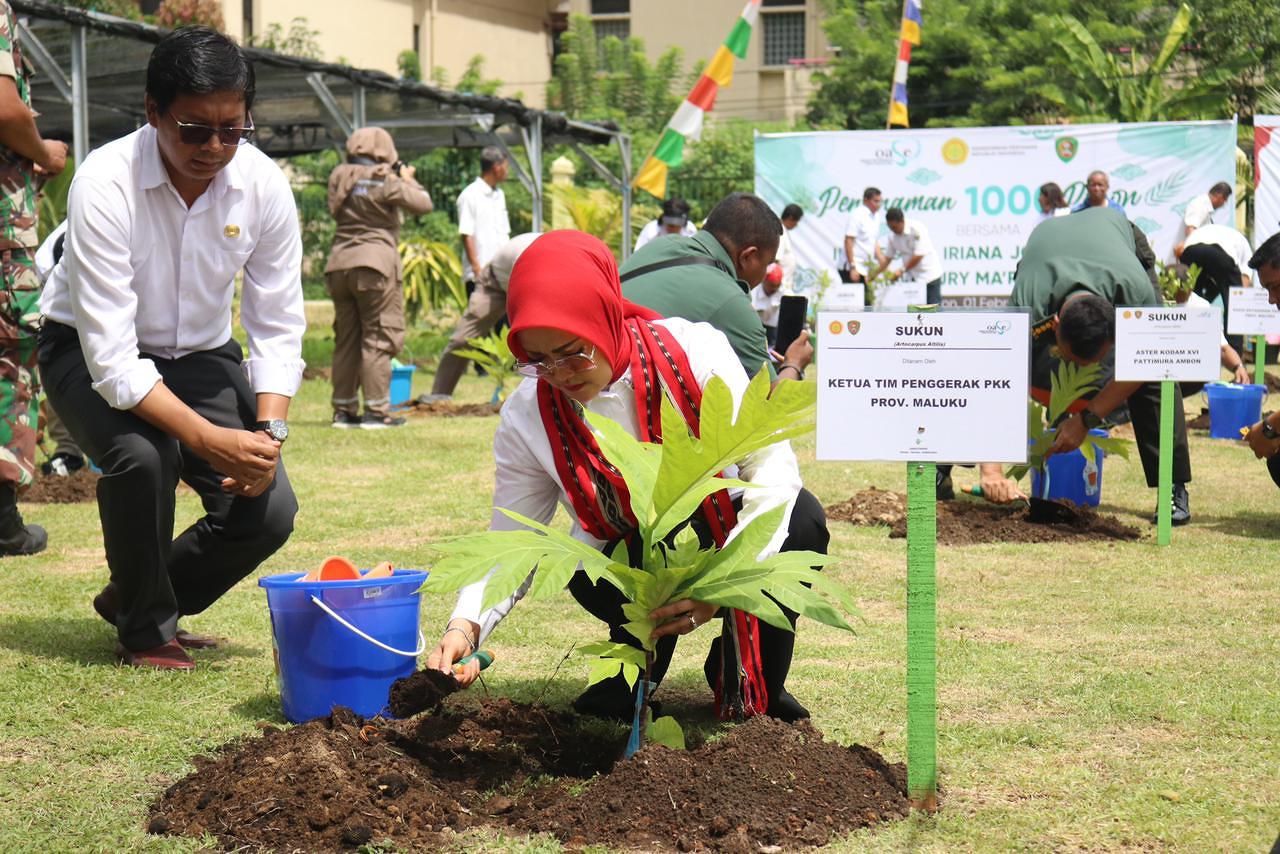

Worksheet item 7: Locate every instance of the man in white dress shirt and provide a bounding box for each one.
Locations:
[37,28,303,670]
[842,187,883,283]
[633,197,696,253]
[1180,180,1232,242]
[457,146,510,287]
[873,206,943,305]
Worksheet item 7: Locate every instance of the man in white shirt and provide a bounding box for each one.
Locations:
[873,207,943,304]
[37,28,304,670]
[1180,222,1252,349]
[750,263,785,347]
[633,197,697,252]
[456,146,511,286]
[842,187,883,283]
[776,203,802,292]
[1180,180,1233,242]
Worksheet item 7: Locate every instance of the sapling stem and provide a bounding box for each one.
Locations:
[639,649,654,745]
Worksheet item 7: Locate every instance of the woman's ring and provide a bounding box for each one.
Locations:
[687,612,697,630]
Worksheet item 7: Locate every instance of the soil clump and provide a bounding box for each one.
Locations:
[397,399,501,418]
[827,487,1142,545]
[22,470,100,504]
[148,700,907,852]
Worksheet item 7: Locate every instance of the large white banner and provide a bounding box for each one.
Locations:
[755,120,1237,306]
[1255,115,1280,250]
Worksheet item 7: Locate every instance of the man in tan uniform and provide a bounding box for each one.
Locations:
[0,0,67,554]
[325,127,431,428]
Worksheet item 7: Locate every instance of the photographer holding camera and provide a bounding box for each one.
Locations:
[325,126,432,428]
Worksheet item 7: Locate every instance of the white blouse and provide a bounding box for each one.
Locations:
[450,316,803,643]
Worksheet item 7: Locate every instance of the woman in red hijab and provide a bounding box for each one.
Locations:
[426,231,811,722]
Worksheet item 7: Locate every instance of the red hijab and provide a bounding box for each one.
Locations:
[506,230,659,383]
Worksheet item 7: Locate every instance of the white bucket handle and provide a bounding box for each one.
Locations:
[309,594,426,657]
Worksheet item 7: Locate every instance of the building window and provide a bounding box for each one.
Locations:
[762,11,805,66]
[593,18,631,45]
[590,0,629,13]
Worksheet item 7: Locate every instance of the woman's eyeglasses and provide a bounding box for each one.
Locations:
[514,345,596,379]
[171,116,255,147]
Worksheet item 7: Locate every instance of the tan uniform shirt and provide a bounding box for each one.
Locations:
[324,168,432,280]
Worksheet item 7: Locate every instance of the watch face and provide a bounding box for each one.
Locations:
[262,420,288,441]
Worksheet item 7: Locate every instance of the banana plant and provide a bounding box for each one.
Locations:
[1006,360,1130,483]
[421,369,857,748]
[400,236,465,322]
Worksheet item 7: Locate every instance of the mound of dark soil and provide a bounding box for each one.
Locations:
[1188,407,1211,431]
[397,399,502,418]
[148,700,907,852]
[827,488,1142,545]
[22,470,100,504]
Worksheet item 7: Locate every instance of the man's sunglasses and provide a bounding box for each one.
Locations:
[171,115,255,147]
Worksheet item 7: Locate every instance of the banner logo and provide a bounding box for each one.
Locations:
[941,138,969,165]
[1055,136,1079,163]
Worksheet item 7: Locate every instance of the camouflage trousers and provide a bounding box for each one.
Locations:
[0,249,40,489]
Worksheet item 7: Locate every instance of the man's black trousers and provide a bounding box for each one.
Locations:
[38,321,297,651]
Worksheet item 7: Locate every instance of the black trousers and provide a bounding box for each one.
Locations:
[38,322,297,651]
[567,488,829,713]
[1031,340,1191,488]
[1182,242,1243,352]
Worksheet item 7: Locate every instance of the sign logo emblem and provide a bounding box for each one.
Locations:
[1135,310,1143,319]
[828,320,844,335]
[1123,310,1132,319]
[1055,136,1078,163]
[846,320,861,335]
[941,138,968,165]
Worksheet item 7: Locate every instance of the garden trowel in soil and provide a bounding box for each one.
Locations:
[387,649,493,718]
[967,486,1081,524]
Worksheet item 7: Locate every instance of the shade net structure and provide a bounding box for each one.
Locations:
[12,0,634,253]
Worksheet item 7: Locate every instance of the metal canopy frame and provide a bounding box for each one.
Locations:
[11,0,633,257]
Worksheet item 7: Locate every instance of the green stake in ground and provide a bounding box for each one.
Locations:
[1157,380,1174,546]
[905,461,938,811]
[1255,335,1266,387]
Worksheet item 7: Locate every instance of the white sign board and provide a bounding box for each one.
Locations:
[1114,305,1221,382]
[872,278,927,310]
[1226,287,1280,336]
[756,120,1238,306]
[817,311,1030,463]
[819,281,864,312]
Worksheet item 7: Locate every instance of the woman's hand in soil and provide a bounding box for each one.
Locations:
[1047,413,1086,458]
[427,620,482,687]
[978,464,1026,504]
[649,599,718,641]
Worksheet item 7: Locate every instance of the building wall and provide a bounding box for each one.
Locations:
[223,0,556,107]
[568,0,828,122]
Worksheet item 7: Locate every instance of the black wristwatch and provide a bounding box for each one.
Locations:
[253,419,289,443]
[1080,409,1103,430]
[1262,413,1278,440]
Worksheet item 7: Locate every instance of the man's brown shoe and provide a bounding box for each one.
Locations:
[114,640,195,670]
[94,582,225,650]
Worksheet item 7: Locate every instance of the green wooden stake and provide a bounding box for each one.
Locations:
[1255,335,1266,387]
[1157,380,1173,546]
[905,461,938,810]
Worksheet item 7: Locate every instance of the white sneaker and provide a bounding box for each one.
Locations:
[416,393,452,404]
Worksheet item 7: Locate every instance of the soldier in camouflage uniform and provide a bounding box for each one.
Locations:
[0,0,68,555]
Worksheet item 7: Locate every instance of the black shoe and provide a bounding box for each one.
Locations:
[0,484,46,556]
[572,673,657,723]
[1151,483,1190,526]
[40,452,86,477]
[331,410,360,429]
[360,412,406,429]
[766,690,810,723]
[935,470,955,501]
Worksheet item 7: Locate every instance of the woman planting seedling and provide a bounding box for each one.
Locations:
[422,231,852,745]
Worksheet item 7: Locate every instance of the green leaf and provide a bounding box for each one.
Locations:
[587,658,623,687]
[1048,361,1103,423]
[650,372,816,543]
[578,641,647,671]
[583,409,663,529]
[648,715,686,750]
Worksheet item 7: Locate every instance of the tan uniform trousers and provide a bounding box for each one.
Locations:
[326,267,406,416]
[430,275,507,396]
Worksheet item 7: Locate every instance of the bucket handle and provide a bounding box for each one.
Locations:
[309,595,426,657]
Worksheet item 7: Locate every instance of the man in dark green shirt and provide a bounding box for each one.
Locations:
[977,207,1192,523]
[620,192,808,382]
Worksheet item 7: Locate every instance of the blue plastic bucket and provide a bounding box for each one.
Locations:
[258,569,428,723]
[1204,383,1265,440]
[1030,428,1108,507]
[389,365,417,407]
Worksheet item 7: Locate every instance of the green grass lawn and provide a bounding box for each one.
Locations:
[1,362,1277,852]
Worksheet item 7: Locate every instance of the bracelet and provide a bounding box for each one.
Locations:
[443,625,476,653]
[779,363,805,380]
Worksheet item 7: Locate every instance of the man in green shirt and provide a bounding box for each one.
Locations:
[620,192,807,382]
[977,207,1192,523]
